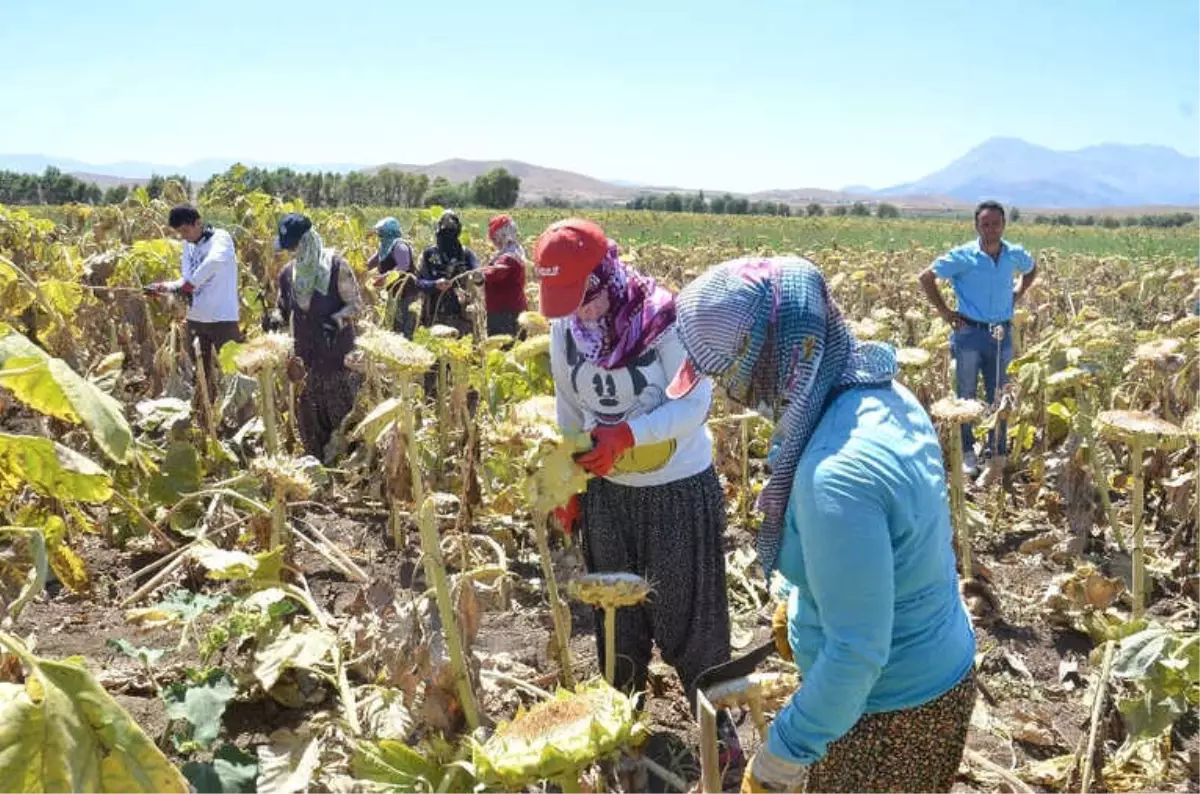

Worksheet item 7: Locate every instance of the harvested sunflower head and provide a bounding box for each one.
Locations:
[472,679,643,790]
[251,454,315,500]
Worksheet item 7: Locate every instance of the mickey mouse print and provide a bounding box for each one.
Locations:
[550,321,716,488]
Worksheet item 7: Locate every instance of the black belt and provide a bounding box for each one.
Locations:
[962,317,1010,330]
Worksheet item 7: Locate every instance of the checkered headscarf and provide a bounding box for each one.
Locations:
[674,256,898,578]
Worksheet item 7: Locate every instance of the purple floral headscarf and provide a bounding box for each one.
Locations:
[568,242,676,369]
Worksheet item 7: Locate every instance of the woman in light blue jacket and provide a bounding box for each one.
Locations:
[666,257,976,793]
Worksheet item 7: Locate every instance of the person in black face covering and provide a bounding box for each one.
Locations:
[416,210,480,336]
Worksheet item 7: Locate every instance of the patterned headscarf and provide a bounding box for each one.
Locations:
[568,241,676,370]
[674,256,898,578]
[291,228,335,311]
[374,217,404,265]
[488,215,525,260]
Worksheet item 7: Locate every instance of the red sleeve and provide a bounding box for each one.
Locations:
[485,253,521,284]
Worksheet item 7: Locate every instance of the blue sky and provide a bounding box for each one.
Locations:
[1,0,1196,192]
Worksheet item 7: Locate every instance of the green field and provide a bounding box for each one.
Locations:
[337,209,1200,259]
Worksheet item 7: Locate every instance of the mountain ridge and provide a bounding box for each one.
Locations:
[874,137,1198,208]
[0,137,1194,210]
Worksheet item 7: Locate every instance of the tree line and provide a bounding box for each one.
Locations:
[1029,211,1196,229]
[0,165,521,210]
[625,192,908,219]
[0,168,196,206]
[199,165,521,210]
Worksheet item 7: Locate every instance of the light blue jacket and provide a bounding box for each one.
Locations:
[766,382,976,766]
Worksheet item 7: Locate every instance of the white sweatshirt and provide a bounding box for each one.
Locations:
[550,320,714,488]
[180,228,240,323]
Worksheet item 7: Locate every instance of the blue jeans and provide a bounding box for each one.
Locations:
[951,324,1012,456]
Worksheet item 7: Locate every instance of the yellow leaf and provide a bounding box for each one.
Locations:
[190,543,260,581]
[0,432,113,503]
[39,280,83,316]
[0,633,188,793]
[49,542,90,595]
[0,330,132,464]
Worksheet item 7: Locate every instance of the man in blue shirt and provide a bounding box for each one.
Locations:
[918,201,1038,476]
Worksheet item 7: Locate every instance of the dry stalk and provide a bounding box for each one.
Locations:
[1080,641,1117,793]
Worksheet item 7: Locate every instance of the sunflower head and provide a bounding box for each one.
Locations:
[472,679,643,789]
[895,347,931,369]
[1095,410,1188,449]
[251,454,315,500]
[512,335,551,364]
[355,327,436,376]
[569,573,651,609]
[930,397,987,425]
[234,332,293,376]
[518,311,550,336]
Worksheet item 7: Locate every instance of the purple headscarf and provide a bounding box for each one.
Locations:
[568,242,676,369]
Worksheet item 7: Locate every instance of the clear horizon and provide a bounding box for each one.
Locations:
[2,0,1196,193]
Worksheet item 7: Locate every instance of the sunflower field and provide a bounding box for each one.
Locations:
[0,179,1196,793]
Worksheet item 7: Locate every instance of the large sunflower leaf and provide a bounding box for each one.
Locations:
[162,669,238,750]
[0,432,113,503]
[351,739,440,791]
[0,633,188,792]
[183,743,259,793]
[0,329,132,463]
[252,625,336,691]
[257,728,321,794]
[148,440,202,506]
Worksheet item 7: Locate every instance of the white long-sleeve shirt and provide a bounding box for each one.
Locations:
[179,228,240,323]
[550,320,714,488]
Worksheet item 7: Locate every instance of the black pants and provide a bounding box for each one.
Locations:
[579,466,732,704]
[487,310,519,338]
[185,320,242,402]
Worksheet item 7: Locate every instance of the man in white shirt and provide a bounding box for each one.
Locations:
[147,205,242,400]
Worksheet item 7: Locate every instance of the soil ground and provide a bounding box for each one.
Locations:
[10,472,1197,794]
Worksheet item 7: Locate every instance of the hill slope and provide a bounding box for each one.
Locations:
[365,159,636,203]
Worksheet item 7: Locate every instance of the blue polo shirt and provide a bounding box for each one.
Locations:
[931,240,1035,323]
[766,382,976,767]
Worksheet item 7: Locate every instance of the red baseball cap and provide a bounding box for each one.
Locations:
[533,218,609,318]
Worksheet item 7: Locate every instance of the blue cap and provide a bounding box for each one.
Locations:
[275,213,312,251]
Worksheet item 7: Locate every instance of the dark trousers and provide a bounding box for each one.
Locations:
[579,466,732,704]
[185,320,242,402]
[487,310,520,338]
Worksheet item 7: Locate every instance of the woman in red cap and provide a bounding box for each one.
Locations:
[533,217,742,770]
[482,215,528,337]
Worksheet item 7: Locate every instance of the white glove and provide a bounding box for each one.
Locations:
[744,748,811,791]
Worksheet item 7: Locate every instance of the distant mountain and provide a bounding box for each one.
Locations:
[877,137,1199,208]
[3,138,1195,210]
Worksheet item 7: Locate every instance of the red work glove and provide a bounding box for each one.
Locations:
[573,423,635,477]
[552,494,580,535]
